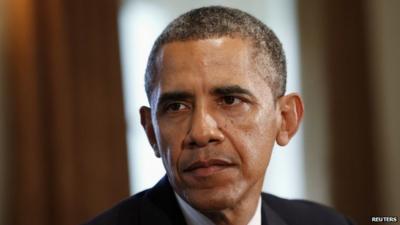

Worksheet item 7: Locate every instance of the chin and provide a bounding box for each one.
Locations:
[182,185,241,212]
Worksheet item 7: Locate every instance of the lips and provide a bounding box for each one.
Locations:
[183,159,235,177]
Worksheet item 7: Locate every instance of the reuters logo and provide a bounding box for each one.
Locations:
[371,216,398,223]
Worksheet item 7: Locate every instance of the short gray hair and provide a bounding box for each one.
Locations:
[145,6,286,102]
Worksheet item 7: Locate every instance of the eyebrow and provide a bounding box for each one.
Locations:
[157,91,194,109]
[211,85,255,98]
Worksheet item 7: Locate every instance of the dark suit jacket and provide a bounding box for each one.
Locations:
[83,176,354,225]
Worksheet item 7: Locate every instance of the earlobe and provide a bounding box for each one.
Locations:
[277,130,290,146]
[140,106,161,158]
[276,93,304,146]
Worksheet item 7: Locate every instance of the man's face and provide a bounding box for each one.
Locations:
[143,37,281,211]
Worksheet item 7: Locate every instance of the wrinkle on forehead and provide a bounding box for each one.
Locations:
[205,37,225,46]
[155,38,256,84]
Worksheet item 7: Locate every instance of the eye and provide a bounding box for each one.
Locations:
[165,102,189,112]
[221,96,242,105]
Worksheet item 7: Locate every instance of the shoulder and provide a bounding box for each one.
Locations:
[81,190,148,225]
[81,176,186,225]
[262,193,355,225]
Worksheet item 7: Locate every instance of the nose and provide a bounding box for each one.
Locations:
[184,106,224,148]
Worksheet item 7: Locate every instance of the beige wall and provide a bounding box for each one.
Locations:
[299,0,332,206]
[368,0,400,215]
[300,1,400,213]
[0,0,8,223]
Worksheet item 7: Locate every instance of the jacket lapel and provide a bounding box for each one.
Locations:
[261,199,288,225]
[140,176,187,225]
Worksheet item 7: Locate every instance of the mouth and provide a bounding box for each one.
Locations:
[183,159,235,177]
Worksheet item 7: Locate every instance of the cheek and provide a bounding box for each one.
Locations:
[222,107,277,177]
[155,119,187,174]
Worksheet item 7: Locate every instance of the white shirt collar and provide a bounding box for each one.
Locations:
[175,193,262,225]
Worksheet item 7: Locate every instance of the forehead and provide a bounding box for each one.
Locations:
[157,37,252,68]
[153,38,263,90]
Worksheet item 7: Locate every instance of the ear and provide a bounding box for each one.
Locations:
[276,93,304,146]
[140,106,161,158]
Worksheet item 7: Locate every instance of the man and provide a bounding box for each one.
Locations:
[85,6,354,225]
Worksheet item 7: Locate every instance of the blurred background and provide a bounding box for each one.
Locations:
[0,0,399,224]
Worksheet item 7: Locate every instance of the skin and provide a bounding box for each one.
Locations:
[140,37,304,225]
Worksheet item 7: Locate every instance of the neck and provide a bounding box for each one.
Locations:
[201,182,262,225]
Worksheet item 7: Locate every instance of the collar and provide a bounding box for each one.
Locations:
[175,193,262,225]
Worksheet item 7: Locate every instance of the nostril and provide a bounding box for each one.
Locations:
[188,137,222,149]
[209,138,221,143]
[188,138,208,148]
[188,141,198,148]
